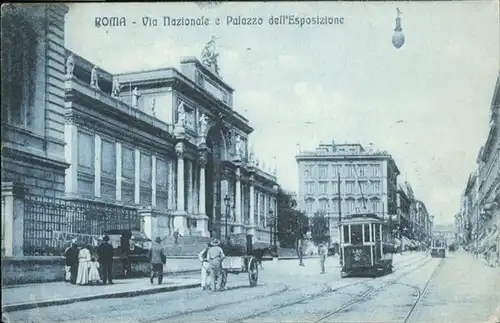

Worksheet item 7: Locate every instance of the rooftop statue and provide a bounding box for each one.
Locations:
[132,87,140,107]
[200,36,220,74]
[177,101,187,126]
[65,55,75,76]
[112,77,121,97]
[90,66,100,90]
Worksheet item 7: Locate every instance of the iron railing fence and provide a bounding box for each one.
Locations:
[23,195,140,256]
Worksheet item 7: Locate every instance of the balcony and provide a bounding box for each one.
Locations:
[65,77,174,135]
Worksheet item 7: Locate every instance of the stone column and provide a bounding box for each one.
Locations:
[139,209,157,240]
[134,149,140,204]
[1,182,25,257]
[263,193,268,228]
[187,160,193,215]
[248,175,256,239]
[94,134,101,198]
[174,142,188,235]
[64,120,78,195]
[196,152,209,237]
[256,191,261,228]
[152,155,157,208]
[234,167,243,233]
[116,142,122,201]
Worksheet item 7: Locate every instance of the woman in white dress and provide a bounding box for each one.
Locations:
[88,257,101,285]
[76,245,91,285]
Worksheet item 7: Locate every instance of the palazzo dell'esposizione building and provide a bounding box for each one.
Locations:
[1,4,278,256]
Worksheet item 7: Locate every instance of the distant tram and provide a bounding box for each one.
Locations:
[430,237,447,258]
[339,213,394,278]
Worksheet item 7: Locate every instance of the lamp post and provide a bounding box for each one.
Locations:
[268,210,274,247]
[224,194,231,242]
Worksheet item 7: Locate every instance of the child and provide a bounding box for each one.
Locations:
[88,257,101,285]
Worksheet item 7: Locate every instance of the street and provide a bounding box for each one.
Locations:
[3,252,499,323]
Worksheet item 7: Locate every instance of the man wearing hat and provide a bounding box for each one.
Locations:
[98,235,114,284]
[149,237,166,285]
[64,239,79,284]
[206,239,225,290]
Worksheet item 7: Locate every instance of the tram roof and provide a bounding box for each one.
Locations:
[340,213,384,224]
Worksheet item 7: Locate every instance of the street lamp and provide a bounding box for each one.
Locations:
[224,194,231,241]
[392,8,405,49]
[268,210,274,248]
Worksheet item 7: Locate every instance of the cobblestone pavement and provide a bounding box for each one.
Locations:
[5,252,498,323]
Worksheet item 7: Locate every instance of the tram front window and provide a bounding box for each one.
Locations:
[350,224,363,245]
[363,224,370,242]
[343,225,349,243]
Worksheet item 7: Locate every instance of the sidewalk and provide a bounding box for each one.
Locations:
[2,276,200,312]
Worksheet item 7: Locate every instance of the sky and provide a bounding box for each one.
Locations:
[64,2,499,225]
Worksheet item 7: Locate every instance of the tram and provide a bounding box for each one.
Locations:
[339,213,394,278]
[430,236,447,258]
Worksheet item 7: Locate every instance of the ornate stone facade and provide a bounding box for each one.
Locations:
[61,50,278,243]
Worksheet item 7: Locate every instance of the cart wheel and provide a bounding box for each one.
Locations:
[248,257,259,287]
[220,270,227,290]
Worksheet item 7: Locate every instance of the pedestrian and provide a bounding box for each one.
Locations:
[76,244,92,285]
[198,243,210,290]
[174,229,180,244]
[318,243,328,274]
[64,239,79,284]
[97,235,114,285]
[297,238,305,266]
[207,239,225,291]
[149,237,166,285]
[88,257,101,285]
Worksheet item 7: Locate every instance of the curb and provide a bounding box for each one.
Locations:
[2,282,200,312]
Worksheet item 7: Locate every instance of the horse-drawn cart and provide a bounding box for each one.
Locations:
[207,241,260,291]
[219,255,259,289]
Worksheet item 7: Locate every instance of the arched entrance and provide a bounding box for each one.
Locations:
[205,126,225,238]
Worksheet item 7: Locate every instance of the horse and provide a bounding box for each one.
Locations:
[251,247,272,270]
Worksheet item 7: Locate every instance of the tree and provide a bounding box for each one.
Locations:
[311,211,330,245]
[276,189,309,248]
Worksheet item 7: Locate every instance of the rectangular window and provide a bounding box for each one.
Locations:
[364,224,371,242]
[332,182,339,194]
[319,182,327,194]
[2,19,36,130]
[156,158,169,209]
[305,200,313,213]
[371,181,380,193]
[371,164,381,177]
[306,182,315,195]
[350,224,363,244]
[359,181,368,195]
[319,199,328,211]
[101,139,116,201]
[343,225,350,243]
[318,165,328,178]
[346,181,355,194]
[121,146,135,204]
[359,165,365,177]
[140,153,152,206]
[77,132,95,197]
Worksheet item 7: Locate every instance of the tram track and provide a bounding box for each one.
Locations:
[312,255,437,323]
[402,258,445,323]
[144,253,431,323]
[231,254,432,323]
[141,283,291,323]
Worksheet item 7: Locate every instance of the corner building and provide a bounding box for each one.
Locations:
[296,142,400,243]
